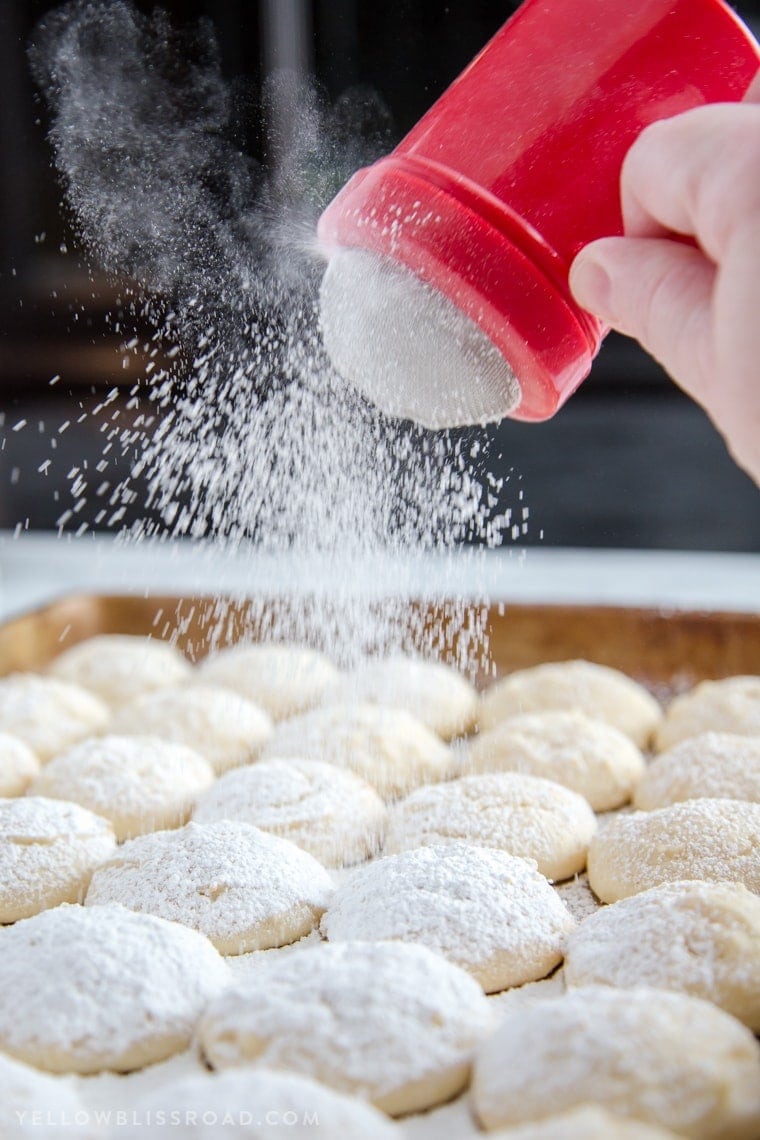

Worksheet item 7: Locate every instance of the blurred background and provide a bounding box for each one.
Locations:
[1,0,759,550]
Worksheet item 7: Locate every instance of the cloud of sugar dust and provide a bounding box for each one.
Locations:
[29,0,520,667]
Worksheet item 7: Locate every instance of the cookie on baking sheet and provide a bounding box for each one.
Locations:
[383,772,597,881]
[0,903,229,1073]
[0,732,39,797]
[635,732,760,809]
[320,842,574,992]
[30,735,214,841]
[86,820,334,954]
[126,1068,398,1139]
[564,880,760,1031]
[656,675,760,751]
[198,940,495,1116]
[193,757,387,867]
[0,1050,97,1139]
[0,674,108,762]
[478,660,662,747]
[109,684,273,774]
[471,986,760,1138]
[467,710,645,811]
[196,643,340,722]
[483,1105,686,1140]
[328,654,478,740]
[48,633,192,708]
[262,702,454,801]
[586,799,760,902]
[0,796,115,923]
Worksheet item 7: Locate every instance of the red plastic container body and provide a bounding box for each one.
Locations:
[318,0,760,421]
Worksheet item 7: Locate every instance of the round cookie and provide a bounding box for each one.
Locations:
[126,1069,398,1139]
[0,674,108,762]
[30,735,214,841]
[587,799,760,902]
[48,633,192,708]
[262,703,454,800]
[467,710,646,811]
[564,880,760,1031]
[86,820,334,954]
[0,796,116,923]
[193,757,387,867]
[0,1050,96,1139]
[0,733,39,797]
[471,985,760,1138]
[329,655,478,740]
[197,643,340,722]
[478,660,661,747]
[321,842,574,992]
[198,940,495,1116]
[635,732,760,810]
[482,1105,686,1140]
[109,684,273,774]
[383,772,597,881]
[656,676,760,751]
[0,903,230,1073]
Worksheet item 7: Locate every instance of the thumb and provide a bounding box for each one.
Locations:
[569,236,715,392]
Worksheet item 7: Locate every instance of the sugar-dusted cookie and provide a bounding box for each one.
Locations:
[478,660,661,747]
[49,634,191,708]
[0,732,39,797]
[197,643,340,722]
[384,772,597,881]
[198,940,494,1116]
[87,820,334,954]
[30,735,214,841]
[656,676,760,751]
[0,904,229,1073]
[194,757,386,867]
[635,732,760,809]
[0,674,108,762]
[0,796,115,923]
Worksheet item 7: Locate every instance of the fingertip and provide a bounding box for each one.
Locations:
[569,249,614,321]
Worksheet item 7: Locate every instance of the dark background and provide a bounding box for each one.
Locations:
[1,0,759,550]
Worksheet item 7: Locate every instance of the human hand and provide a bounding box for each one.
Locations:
[569,73,760,485]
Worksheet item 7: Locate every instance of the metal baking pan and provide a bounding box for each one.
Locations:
[0,593,758,688]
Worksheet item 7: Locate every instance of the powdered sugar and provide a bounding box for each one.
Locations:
[193,758,386,868]
[198,939,495,1116]
[86,820,334,954]
[0,903,230,1074]
[321,842,574,992]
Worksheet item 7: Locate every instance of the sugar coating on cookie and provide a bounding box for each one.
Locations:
[0,1050,96,1139]
[635,732,760,810]
[30,735,214,841]
[198,940,495,1116]
[86,820,334,954]
[0,732,39,797]
[587,799,760,903]
[0,674,108,762]
[471,985,760,1138]
[481,1105,686,1140]
[0,796,116,923]
[327,655,478,740]
[656,676,760,752]
[564,880,760,1031]
[48,634,192,708]
[478,660,662,747]
[262,702,454,800]
[197,643,340,722]
[127,1068,398,1139]
[0,903,229,1074]
[109,684,273,774]
[193,757,386,867]
[467,710,646,811]
[384,772,597,881]
[321,842,574,992]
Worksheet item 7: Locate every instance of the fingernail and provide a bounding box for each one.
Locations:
[569,255,613,320]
